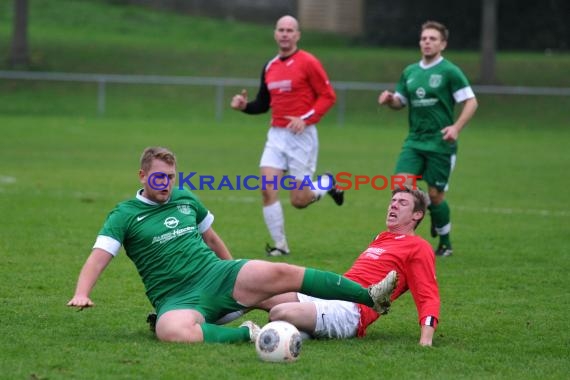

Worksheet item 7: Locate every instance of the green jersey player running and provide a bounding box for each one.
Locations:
[378,20,478,257]
[67,146,398,344]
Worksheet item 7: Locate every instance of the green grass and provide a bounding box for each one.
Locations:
[1,114,569,379]
[0,1,569,379]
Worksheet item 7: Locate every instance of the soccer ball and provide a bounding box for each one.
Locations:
[255,321,302,363]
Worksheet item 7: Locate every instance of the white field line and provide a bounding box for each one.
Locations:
[454,205,570,217]
[209,195,570,217]
[0,175,16,184]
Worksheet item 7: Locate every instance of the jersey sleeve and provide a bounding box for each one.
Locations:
[186,191,211,228]
[197,212,214,234]
[301,56,336,125]
[95,207,128,256]
[394,70,409,105]
[189,192,215,233]
[244,64,271,114]
[406,242,441,326]
[93,235,121,256]
[449,65,475,103]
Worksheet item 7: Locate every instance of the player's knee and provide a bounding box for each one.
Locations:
[428,188,445,205]
[155,320,202,343]
[261,189,278,205]
[290,192,310,208]
[265,263,304,292]
[290,198,308,209]
[269,304,293,322]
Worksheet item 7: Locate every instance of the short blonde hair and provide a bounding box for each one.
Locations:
[140,146,176,172]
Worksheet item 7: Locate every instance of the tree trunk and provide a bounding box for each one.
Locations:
[9,0,29,68]
[479,0,498,84]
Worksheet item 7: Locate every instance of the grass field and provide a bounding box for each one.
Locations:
[1,1,569,379]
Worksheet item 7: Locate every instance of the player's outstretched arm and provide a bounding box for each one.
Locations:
[67,248,113,309]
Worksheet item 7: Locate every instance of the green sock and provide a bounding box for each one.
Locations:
[201,323,250,343]
[300,268,373,307]
[429,201,452,247]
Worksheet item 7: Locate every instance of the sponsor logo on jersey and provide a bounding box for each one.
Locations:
[429,74,442,88]
[177,204,192,215]
[137,215,148,221]
[411,86,439,108]
[164,217,179,229]
[415,87,426,98]
[152,226,195,244]
[267,80,292,92]
[363,247,386,259]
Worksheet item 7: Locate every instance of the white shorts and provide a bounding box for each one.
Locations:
[259,125,318,180]
[297,293,360,339]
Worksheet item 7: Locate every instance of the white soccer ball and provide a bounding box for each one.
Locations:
[255,321,302,363]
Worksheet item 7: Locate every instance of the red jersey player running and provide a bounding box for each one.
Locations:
[258,186,440,346]
[230,15,343,257]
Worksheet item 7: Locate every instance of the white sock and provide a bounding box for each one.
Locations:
[311,174,332,200]
[263,202,288,251]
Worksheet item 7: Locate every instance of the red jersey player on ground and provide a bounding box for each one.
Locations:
[230,15,343,257]
[257,186,440,346]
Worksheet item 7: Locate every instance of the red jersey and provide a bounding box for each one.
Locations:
[343,231,440,337]
[263,50,336,127]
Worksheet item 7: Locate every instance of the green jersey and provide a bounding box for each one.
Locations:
[395,57,475,154]
[94,188,219,307]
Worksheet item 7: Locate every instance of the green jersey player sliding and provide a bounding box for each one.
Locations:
[67,146,398,344]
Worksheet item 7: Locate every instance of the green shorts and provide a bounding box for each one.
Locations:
[155,259,249,322]
[394,147,456,191]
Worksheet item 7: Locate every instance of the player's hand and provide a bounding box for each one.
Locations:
[67,296,94,310]
[441,125,459,142]
[378,90,394,105]
[230,89,248,110]
[419,339,433,347]
[285,116,306,134]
